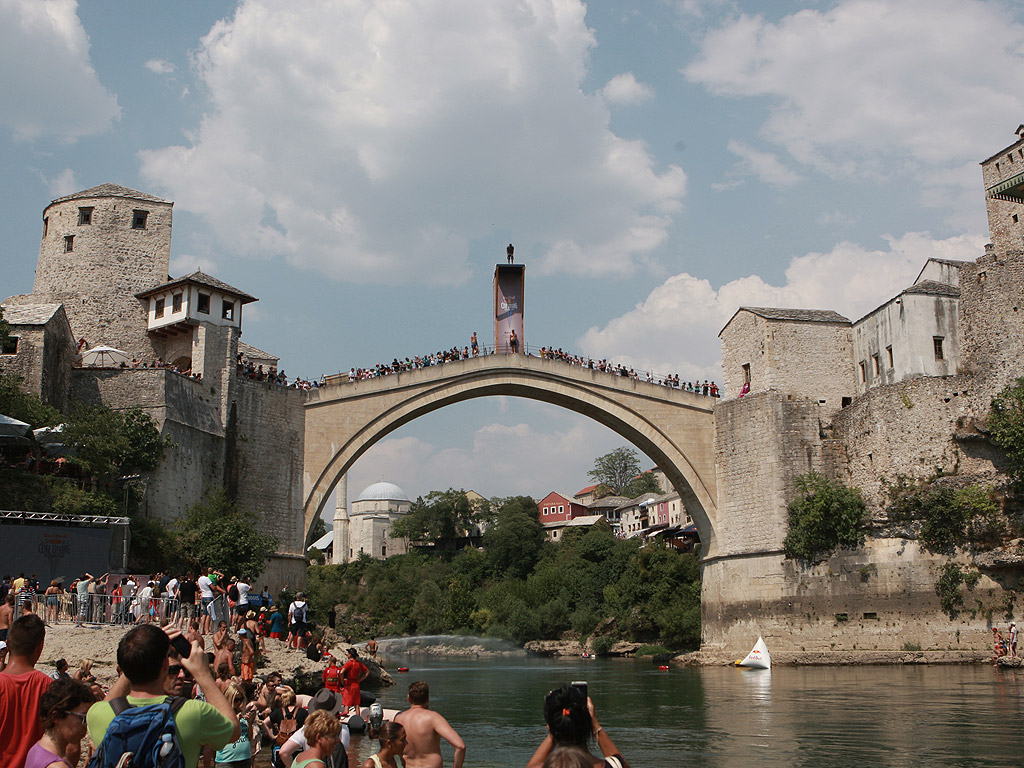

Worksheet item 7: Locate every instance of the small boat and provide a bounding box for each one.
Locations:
[658,665,670,671]
[397,666,409,673]
[735,636,771,669]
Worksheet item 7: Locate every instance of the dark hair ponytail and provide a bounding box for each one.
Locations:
[543,686,590,747]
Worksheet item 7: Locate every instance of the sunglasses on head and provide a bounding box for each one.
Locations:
[63,711,88,723]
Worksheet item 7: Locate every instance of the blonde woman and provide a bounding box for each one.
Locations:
[72,659,95,686]
[214,682,255,768]
[360,721,407,768]
[291,709,341,768]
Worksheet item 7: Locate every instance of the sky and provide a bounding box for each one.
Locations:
[3,0,1024,518]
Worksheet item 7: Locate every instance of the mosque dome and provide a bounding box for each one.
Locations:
[356,481,409,502]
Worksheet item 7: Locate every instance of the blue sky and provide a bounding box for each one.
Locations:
[3,0,1023,512]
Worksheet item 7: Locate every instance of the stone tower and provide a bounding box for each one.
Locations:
[332,474,350,565]
[33,183,172,360]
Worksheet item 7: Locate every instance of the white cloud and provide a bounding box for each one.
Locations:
[724,139,800,188]
[601,73,654,106]
[578,232,987,382]
[139,0,685,284]
[0,0,120,141]
[44,168,79,197]
[344,415,619,501]
[169,253,220,276]
[684,0,1024,189]
[145,59,175,75]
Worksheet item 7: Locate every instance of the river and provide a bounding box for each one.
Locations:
[332,652,1024,768]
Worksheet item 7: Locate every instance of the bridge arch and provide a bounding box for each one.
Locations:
[303,356,718,556]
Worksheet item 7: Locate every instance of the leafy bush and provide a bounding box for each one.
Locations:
[989,377,1024,488]
[934,563,978,619]
[884,476,1005,552]
[590,635,615,656]
[636,644,671,656]
[783,474,867,563]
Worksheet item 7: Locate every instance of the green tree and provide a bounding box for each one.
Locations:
[990,377,1024,488]
[62,404,169,484]
[624,470,662,498]
[783,473,867,563]
[587,447,643,496]
[483,496,545,578]
[174,488,278,576]
[0,370,62,427]
[309,514,328,542]
[392,489,483,555]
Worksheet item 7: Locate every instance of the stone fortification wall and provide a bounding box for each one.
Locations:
[825,375,997,510]
[703,539,1002,653]
[70,365,309,587]
[229,376,306,557]
[959,250,1024,392]
[33,193,172,361]
[713,391,825,558]
[70,368,226,520]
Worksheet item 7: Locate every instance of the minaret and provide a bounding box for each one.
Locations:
[332,474,350,564]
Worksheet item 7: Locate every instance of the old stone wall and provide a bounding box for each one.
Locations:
[959,250,1024,393]
[825,375,997,511]
[981,136,1024,254]
[702,539,1003,653]
[230,376,306,557]
[713,391,825,558]
[33,194,172,361]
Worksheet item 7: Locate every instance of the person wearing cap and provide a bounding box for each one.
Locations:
[1009,622,1019,658]
[277,688,351,768]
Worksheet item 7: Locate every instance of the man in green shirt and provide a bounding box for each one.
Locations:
[87,624,239,767]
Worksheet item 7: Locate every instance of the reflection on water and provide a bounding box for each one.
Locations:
[351,654,1024,768]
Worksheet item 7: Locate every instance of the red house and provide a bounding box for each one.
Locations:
[537,491,588,524]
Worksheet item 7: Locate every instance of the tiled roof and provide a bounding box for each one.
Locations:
[904,280,960,298]
[586,495,631,509]
[238,341,278,362]
[51,183,170,205]
[741,307,851,323]
[136,270,257,303]
[1,304,62,325]
[574,484,598,496]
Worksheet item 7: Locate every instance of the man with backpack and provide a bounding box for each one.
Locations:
[86,624,239,768]
[288,592,308,650]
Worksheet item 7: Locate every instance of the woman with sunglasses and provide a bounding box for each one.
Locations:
[25,677,95,768]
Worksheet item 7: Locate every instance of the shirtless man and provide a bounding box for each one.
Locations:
[212,620,230,652]
[0,594,14,641]
[213,637,236,678]
[395,681,465,768]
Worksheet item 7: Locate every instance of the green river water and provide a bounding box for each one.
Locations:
[302,651,1024,768]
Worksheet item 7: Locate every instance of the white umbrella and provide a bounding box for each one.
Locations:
[81,345,130,367]
[0,414,33,446]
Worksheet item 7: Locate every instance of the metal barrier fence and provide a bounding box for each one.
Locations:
[25,592,233,627]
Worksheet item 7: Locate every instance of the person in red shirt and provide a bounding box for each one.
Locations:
[323,654,344,693]
[341,647,369,714]
[0,614,56,768]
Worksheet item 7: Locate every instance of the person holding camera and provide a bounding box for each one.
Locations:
[525,685,629,768]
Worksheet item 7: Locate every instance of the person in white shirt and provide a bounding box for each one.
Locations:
[198,567,215,634]
[234,579,251,629]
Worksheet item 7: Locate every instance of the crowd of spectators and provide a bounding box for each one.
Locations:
[332,341,720,398]
[237,354,323,391]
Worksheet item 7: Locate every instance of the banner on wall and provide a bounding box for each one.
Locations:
[0,523,120,583]
[494,264,525,354]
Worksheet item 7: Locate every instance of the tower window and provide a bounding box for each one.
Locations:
[872,354,880,376]
[1014,214,1019,224]
[78,207,93,225]
[64,235,74,253]
[859,361,867,382]
[197,293,210,314]
[131,209,149,229]
[886,345,893,369]
[742,363,751,383]
[154,298,165,318]
[43,217,48,237]
[933,337,945,361]
[172,293,182,312]
[222,300,234,320]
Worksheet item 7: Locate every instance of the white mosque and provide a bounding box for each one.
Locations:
[330,476,412,564]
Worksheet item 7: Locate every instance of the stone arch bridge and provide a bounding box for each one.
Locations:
[302,354,720,556]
